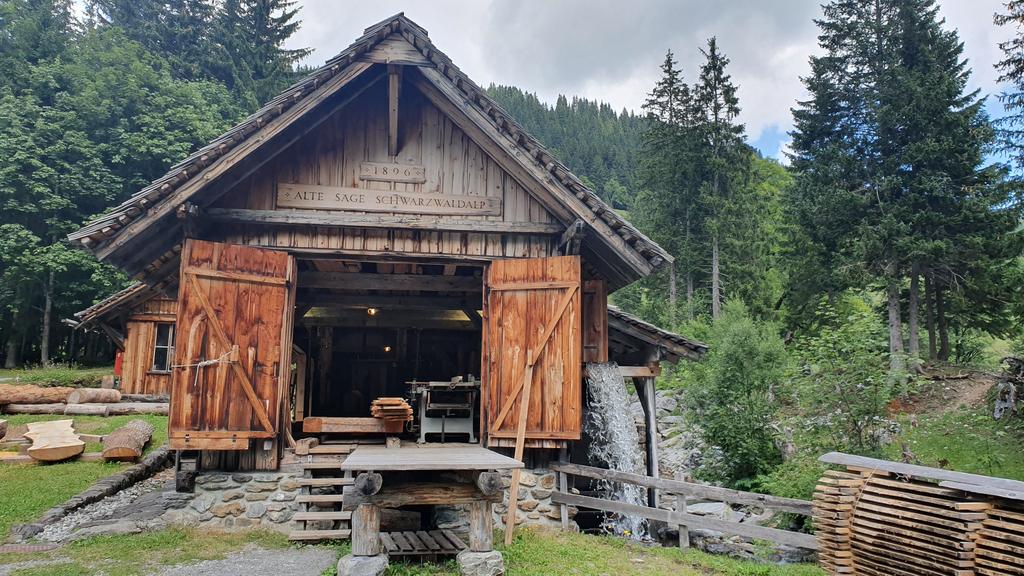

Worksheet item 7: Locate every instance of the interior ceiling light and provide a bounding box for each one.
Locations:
[367,307,379,316]
[383,345,392,353]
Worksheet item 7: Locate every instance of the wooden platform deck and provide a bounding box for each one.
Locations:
[339,443,523,471]
[380,530,467,556]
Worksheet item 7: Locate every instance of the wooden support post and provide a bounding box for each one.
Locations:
[351,503,382,556]
[468,500,494,552]
[388,64,401,157]
[504,351,535,546]
[633,373,660,508]
[558,445,570,531]
[674,470,689,549]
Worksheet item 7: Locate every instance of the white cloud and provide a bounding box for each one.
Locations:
[287,0,1016,147]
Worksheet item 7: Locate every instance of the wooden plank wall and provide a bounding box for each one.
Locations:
[485,256,581,447]
[120,321,171,395]
[212,77,556,259]
[582,280,608,364]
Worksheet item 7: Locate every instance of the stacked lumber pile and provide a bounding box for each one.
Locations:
[0,383,168,416]
[370,397,413,422]
[814,452,1024,576]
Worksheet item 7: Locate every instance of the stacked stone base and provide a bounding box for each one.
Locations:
[161,472,302,531]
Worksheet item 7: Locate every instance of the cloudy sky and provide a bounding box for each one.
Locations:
[287,0,1014,161]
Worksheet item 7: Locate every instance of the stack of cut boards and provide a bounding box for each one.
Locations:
[370,397,413,422]
[814,453,1024,576]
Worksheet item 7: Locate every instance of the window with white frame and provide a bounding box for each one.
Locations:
[152,323,175,372]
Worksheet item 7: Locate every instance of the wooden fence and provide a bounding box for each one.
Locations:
[814,452,1024,575]
[550,462,819,550]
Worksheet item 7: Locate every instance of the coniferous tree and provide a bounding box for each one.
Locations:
[995,1,1024,170]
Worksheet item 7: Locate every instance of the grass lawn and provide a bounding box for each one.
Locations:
[0,365,113,388]
[0,414,168,539]
[0,527,824,576]
[885,406,1024,480]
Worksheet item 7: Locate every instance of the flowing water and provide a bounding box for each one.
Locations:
[584,361,649,539]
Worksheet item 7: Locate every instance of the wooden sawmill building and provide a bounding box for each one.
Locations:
[69,14,706,480]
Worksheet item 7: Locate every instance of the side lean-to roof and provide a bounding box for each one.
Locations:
[68,13,671,289]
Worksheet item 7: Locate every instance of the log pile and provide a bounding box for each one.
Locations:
[0,384,74,404]
[24,419,85,462]
[102,419,154,461]
[814,452,1024,575]
[370,397,413,422]
[1,383,168,417]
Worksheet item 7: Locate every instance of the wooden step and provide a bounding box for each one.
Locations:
[288,529,351,541]
[298,477,354,487]
[293,511,352,521]
[300,461,344,470]
[309,444,355,455]
[296,494,345,504]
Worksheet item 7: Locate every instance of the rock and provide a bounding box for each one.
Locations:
[518,472,537,487]
[253,473,282,482]
[270,491,296,502]
[337,554,388,576]
[656,393,678,414]
[232,517,258,528]
[267,509,294,523]
[68,519,142,541]
[456,550,504,576]
[231,474,253,483]
[195,474,228,485]
[246,503,267,518]
[161,491,192,510]
[531,489,552,500]
[245,482,278,493]
[279,478,301,491]
[190,493,216,513]
[536,473,556,490]
[687,502,735,522]
[210,502,245,518]
[245,492,270,502]
[527,512,540,519]
[517,499,539,512]
[222,490,244,502]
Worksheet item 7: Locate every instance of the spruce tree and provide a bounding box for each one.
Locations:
[995,1,1024,169]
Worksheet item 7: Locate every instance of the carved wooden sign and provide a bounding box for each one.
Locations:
[359,162,427,184]
[277,183,502,216]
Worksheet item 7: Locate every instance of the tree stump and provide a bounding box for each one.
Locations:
[67,388,121,404]
[102,419,155,461]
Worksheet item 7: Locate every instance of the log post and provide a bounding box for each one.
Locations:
[351,503,382,556]
[475,471,502,497]
[632,372,660,508]
[674,470,689,549]
[67,388,121,404]
[354,472,384,496]
[558,445,570,531]
[65,404,110,416]
[468,500,494,552]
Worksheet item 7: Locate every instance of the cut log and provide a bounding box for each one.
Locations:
[3,403,67,414]
[0,419,6,440]
[24,419,85,462]
[0,384,73,405]
[106,402,168,415]
[65,404,110,416]
[102,419,154,461]
[67,388,121,404]
[120,393,170,403]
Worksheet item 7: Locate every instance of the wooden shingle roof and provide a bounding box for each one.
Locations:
[68,14,671,288]
[607,306,707,362]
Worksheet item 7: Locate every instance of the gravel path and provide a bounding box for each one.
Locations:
[153,545,337,576]
[39,471,172,542]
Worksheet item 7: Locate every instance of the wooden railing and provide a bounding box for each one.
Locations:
[550,462,818,550]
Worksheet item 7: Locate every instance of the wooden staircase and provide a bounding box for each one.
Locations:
[288,442,355,542]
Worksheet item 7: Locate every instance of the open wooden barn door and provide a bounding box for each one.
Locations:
[169,239,296,457]
[483,255,582,447]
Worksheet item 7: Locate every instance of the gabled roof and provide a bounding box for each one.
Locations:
[608,306,707,362]
[74,283,160,328]
[68,14,670,288]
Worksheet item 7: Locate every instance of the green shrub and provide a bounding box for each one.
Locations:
[685,300,788,485]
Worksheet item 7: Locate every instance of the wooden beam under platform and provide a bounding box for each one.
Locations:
[298,271,481,292]
[298,308,476,330]
[296,292,481,310]
[202,208,563,235]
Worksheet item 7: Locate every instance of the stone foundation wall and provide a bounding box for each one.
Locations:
[493,468,576,530]
[161,472,302,531]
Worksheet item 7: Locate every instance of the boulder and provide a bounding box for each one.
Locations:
[337,554,388,576]
[456,550,505,576]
